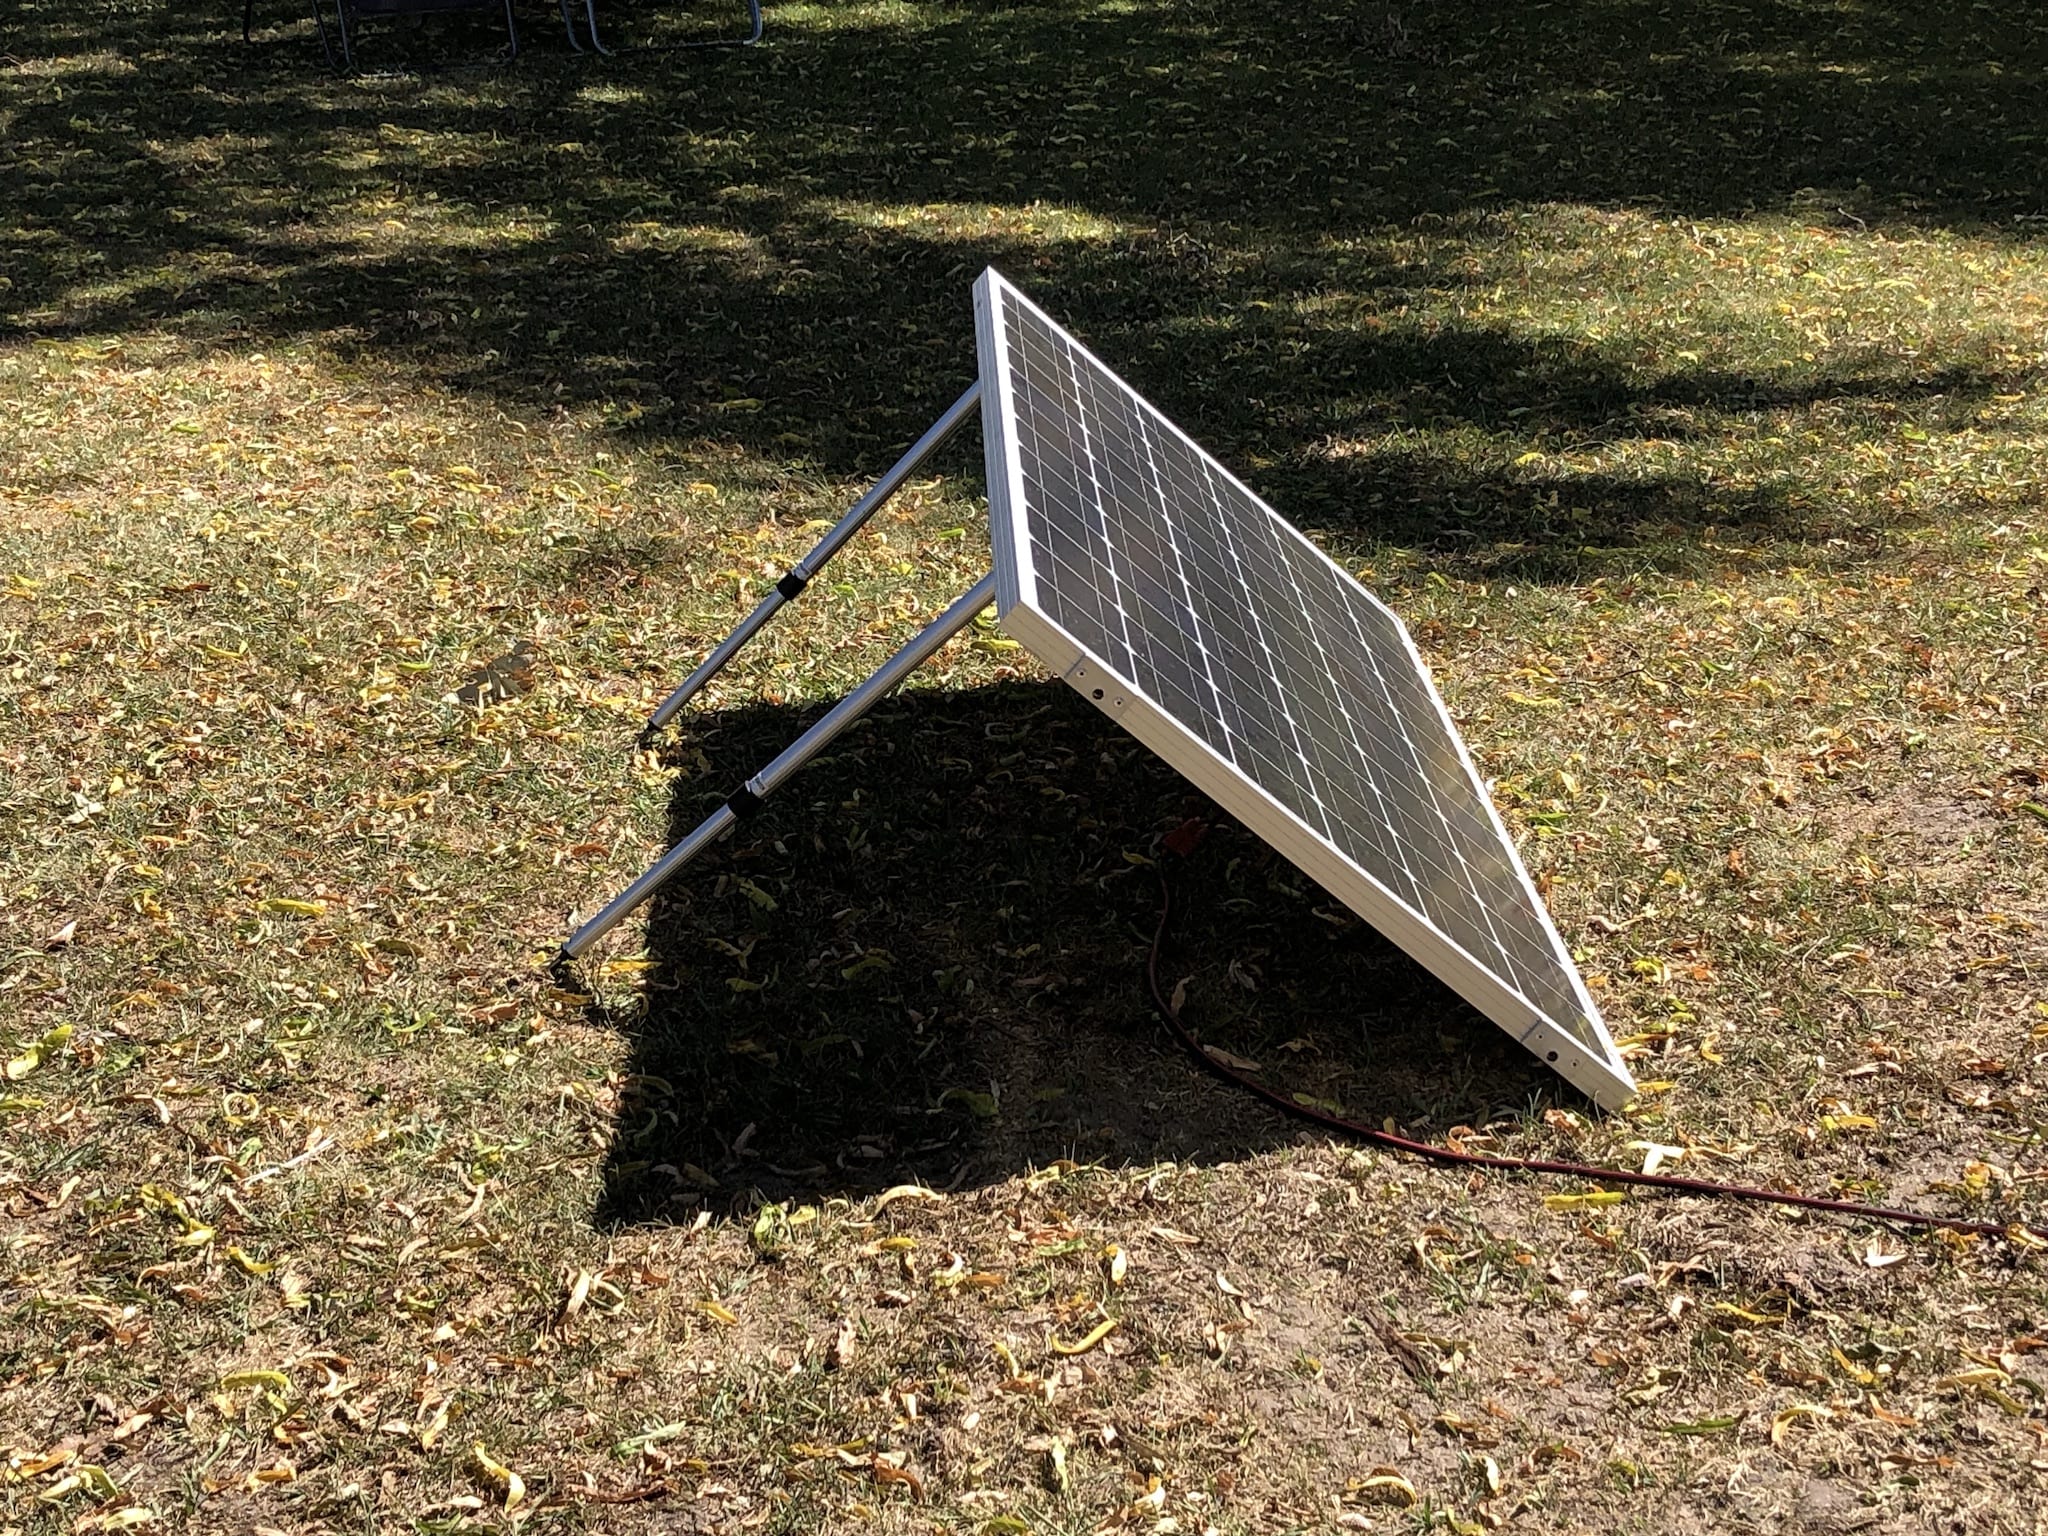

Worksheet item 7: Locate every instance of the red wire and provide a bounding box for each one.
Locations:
[1145,852,2035,1245]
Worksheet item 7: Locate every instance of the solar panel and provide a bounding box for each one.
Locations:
[973,270,1635,1109]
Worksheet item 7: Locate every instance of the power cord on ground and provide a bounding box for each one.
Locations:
[1146,819,2038,1248]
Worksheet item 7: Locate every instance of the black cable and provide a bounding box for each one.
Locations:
[1146,827,2037,1246]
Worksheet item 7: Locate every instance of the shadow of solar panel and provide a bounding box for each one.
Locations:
[974,269,1635,1109]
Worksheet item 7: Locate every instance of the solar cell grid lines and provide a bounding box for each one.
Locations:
[974,268,1635,1108]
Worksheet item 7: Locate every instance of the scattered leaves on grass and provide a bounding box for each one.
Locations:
[7,4,2048,1532]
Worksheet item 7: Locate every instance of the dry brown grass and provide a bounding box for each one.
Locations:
[6,2,2048,1533]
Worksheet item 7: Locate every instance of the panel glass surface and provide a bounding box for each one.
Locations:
[979,272,1619,1072]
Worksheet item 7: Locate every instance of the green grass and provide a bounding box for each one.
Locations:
[4,1,2048,1532]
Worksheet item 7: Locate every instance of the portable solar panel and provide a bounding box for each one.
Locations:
[569,269,1632,1109]
[974,269,1635,1108]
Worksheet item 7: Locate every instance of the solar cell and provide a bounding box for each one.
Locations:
[974,269,1636,1108]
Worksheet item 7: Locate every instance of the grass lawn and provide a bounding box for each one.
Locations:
[4,1,2048,1531]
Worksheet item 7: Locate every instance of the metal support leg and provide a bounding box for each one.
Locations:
[247,0,340,69]
[560,0,610,54]
[583,0,611,54]
[560,572,997,964]
[333,0,355,65]
[317,0,516,68]
[640,380,982,745]
[563,0,763,54]
[560,0,593,51]
[313,0,340,66]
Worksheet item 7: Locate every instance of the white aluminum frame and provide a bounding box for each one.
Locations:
[974,268,1636,1110]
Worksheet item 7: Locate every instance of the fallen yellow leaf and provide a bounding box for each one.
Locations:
[1627,1141,1686,1175]
[1355,1468,1418,1507]
[219,1369,291,1395]
[1770,1404,1832,1446]
[1102,1244,1128,1286]
[1542,1191,1626,1211]
[472,1444,524,1509]
[5,1023,72,1081]
[1048,1318,1118,1356]
[873,1184,943,1214]
[78,1510,156,1532]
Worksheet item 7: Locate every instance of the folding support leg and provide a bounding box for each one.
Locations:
[639,380,982,745]
[559,573,997,965]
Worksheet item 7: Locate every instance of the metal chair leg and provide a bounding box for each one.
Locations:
[661,0,762,51]
[319,1,517,69]
[579,0,613,55]
[559,0,611,56]
[576,0,763,55]
[305,0,339,66]
[331,0,355,66]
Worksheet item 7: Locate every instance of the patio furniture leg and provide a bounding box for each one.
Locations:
[660,0,761,50]
[580,0,613,55]
[304,0,338,66]
[332,0,355,66]
[559,0,611,56]
[579,0,764,54]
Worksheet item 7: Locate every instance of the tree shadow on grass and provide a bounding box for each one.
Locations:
[592,677,1568,1227]
[6,2,2043,584]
